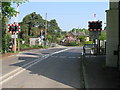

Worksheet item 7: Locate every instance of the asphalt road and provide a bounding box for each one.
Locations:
[2,48,66,76]
[2,47,83,89]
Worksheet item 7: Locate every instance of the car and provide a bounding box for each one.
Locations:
[83,44,97,55]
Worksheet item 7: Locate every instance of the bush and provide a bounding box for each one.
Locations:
[85,41,93,44]
[31,45,39,48]
[38,45,47,48]
[66,41,79,46]
[0,49,2,54]
[20,44,31,49]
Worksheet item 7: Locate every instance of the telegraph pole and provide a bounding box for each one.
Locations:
[45,13,47,46]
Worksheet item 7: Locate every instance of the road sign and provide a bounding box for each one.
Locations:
[11,35,18,38]
[88,21,102,31]
[8,23,20,33]
[89,31,101,39]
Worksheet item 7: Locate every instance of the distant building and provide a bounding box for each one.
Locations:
[29,38,42,46]
[62,31,89,45]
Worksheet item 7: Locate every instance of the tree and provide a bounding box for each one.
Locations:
[99,30,106,41]
[61,31,67,38]
[20,12,62,45]
[71,28,89,35]
[19,12,44,45]
[77,35,86,43]
[47,19,62,43]
[1,2,17,53]
[12,0,29,5]
[1,1,28,53]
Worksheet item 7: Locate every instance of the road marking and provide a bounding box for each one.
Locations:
[50,56,81,59]
[16,54,40,57]
[0,48,70,85]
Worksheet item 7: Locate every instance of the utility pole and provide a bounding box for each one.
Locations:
[45,13,47,46]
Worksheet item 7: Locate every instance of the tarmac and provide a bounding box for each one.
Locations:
[82,54,120,89]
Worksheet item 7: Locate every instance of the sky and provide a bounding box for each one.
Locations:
[11,2,109,31]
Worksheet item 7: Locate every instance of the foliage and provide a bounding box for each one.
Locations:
[61,31,67,38]
[47,19,62,43]
[85,41,93,44]
[38,45,47,48]
[1,2,17,53]
[99,30,106,41]
[47,35,52,43]
[77,35,86,43]
[1,2,17,18]
[20,12,44,36]
[20,44,30,49]
[19,12,44,46]
[1,1,28,53]
[66,41,79,46]
[12,0,29,5]
[30,45,39,48]
[71,28,89,35]
[19,12,62,49]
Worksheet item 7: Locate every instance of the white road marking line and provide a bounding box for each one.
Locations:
[0,48,70,84]
[0,58,39,81]
[16,54,40,57]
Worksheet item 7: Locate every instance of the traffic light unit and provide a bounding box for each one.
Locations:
[88,21,102,31]
[8,24,20,34]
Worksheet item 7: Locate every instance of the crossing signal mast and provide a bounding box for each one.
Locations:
[88,14,103,54]
[7,4,20,53]
[88,14,102,39]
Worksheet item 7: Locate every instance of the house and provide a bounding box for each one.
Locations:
[64,31,89,44]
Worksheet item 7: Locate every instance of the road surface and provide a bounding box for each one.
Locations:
[1,47,84,89]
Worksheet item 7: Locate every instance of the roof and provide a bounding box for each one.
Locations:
[70,32,87,36]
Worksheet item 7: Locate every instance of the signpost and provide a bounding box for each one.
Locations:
[88,20,102,39]
[11,35,18,38]
[89,31,101,39]
[88,20,102,54]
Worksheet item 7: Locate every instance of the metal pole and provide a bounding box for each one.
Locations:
[14,4,19,53]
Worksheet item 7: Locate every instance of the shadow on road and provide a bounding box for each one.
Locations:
[10,49,83,88]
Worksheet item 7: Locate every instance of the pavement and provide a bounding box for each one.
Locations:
[82,54,120,88]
